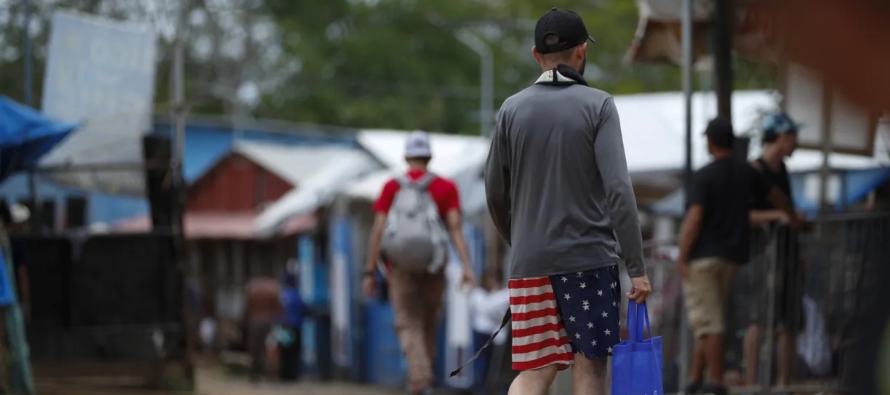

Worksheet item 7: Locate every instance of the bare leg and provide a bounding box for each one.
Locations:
[572,354,608,395]
[688,337,706,384]
[704,334,726,386]
[743,324,762,386]
[776,330,795,387]
[508,365,558,395]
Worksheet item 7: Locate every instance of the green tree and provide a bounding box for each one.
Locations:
[0,0,776,135]
[259,0,774,134]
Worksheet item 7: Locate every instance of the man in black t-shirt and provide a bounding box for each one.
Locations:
[743,112,806,388]
[676,117,800,395]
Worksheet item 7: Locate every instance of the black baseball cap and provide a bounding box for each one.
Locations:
[534,7,596,54]
[704,117,735,149]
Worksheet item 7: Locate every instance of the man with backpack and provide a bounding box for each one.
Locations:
[364,131,475,395]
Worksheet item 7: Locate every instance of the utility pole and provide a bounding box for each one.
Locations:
[679,0,695,391]
[23,0,32,108]
[456,29,494,138]
[713,0,734,121]
[682,0,695,205]
[23,0,41,234]
[426,13,495,138]
[171,0,195,388]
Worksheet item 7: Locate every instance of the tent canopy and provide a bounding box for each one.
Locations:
[0,96,78,181]
[651,165,890,217]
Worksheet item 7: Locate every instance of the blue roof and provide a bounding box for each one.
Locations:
[0,117,359,226]
[152,119,358,183]
[0,173,148,224]
[650,167,890,217]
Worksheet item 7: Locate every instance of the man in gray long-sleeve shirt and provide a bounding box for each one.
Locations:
[484,8,652,395]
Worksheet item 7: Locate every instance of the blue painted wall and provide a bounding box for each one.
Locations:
[328,216,360,380]
[0,173,148,225]
[299,233,334,379]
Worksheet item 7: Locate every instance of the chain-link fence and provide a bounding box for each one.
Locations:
[0,134,194,393]
[636,212,888,394]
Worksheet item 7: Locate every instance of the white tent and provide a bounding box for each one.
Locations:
[614,89,775,174]
[255,90,890,236]
[613,90,889,192]
[251,144,381,237]
[342,130,491,216]
[254,130,491,236]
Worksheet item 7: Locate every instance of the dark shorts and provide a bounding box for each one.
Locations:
[508,266,622,371]
[740,228,805,331]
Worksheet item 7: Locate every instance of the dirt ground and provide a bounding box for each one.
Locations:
[193,367,401,395]
[35,365,402,395]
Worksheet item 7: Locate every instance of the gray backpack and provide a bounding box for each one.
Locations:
[380,173,450,273]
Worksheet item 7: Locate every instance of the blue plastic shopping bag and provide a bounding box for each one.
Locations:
[0,252,15,307]
[611,301,663,395]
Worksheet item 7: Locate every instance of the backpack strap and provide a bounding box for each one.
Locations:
[415,172,437,189]
[395,174,413,188]
[396,172,437,190]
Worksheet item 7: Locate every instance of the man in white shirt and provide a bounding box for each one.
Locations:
[470,270,510,394]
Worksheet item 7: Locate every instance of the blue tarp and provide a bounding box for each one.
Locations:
[0,96,78,182]
[650,167,890,217]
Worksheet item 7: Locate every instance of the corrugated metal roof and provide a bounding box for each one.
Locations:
[151,121,357,184]
[356,129,490,171]
[253,147,382,236]
[238,130,494,231]
[232,141,363,186]
[343,130,491,207]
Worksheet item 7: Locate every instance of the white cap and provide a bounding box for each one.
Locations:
[10,203,29,224]
[404,131,432,159]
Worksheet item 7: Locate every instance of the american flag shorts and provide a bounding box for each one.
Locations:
[509,265,622,371]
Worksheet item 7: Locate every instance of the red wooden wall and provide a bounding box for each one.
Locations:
[187,152,293,212]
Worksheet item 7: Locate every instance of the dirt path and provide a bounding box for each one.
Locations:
[194,368,399,395]
[36,365,402,395]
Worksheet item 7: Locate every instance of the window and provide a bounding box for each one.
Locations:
[16,199,56,232]
[41,200,56,231]
[65,196,87,229]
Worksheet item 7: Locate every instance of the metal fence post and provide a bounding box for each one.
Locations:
[759,227,778,395]
[679,305,690,393]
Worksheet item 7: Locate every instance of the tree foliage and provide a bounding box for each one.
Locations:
[0,0,776,135]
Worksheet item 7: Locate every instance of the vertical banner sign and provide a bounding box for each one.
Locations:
[298,236,316,369]
[298,236,315,303]
[443,224,477,389]
[444,262,473,389]
[330,218,353,369]
[40,11,158,195]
